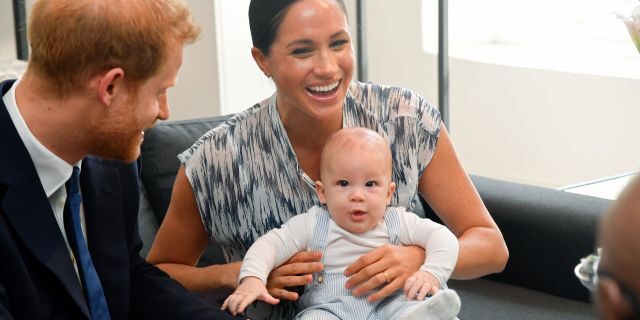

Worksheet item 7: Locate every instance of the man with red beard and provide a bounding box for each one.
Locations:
[0,0,238,319]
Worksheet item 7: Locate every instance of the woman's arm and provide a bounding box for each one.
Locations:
[344,123,508,300]
[419,124,509,279]
[147,166,240,291]
[147,166,323,299]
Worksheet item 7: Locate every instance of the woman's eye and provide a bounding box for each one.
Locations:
[331,39,349,48]
[291,48,312,55]
[365,181,377,187]
[338,180,349,187]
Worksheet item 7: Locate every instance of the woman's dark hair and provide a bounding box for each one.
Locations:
[249,0,347,55]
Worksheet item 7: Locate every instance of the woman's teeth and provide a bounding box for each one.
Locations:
[308,81,339,94]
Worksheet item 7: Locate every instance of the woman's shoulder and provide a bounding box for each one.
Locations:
[178,98,272,161]
[198,97,274,141]
[347,80,438,118]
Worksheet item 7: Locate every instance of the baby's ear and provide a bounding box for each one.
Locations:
[387,182,397,205]
[315,181,327,204]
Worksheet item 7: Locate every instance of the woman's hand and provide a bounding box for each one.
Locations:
[344,245,424,302]
[266,251,323,301]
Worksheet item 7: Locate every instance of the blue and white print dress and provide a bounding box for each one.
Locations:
[179,80,441,319]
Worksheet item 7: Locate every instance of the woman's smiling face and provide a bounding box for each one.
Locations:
[252,0,355,121]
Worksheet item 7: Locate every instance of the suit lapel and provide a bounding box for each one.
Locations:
[81,157,129,316]
[0,80,91,318]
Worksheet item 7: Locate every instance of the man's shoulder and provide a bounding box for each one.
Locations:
[83,156,138,175]
[0,79,17,96]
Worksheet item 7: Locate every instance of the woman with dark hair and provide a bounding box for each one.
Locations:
[148,0,508,318]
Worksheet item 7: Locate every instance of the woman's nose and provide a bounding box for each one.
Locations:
[314,49,338,77]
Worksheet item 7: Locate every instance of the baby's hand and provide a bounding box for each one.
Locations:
[403,271,440,301]
[221,277,280,316]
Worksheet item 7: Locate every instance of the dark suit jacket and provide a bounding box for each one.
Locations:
[0,80,238,319]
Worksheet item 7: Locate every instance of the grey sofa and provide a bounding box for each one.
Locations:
[138,115,611,319]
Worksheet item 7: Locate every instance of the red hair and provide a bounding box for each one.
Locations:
[27,0,200,98]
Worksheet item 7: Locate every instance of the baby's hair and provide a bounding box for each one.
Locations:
[320,127,392,178]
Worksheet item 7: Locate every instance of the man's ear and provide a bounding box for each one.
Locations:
[95,68,125,106]
[251,47,271,78]
[315,181,327,204]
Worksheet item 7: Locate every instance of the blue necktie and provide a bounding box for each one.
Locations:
[66,166,111,320]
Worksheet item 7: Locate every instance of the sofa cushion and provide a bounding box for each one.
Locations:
[449,279,595,319]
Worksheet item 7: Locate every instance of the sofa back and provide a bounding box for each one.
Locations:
[140,116,232,223]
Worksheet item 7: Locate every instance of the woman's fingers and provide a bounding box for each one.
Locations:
[345,245,424,302]
[259,292,281,305]
[344,248,386,289]
[266,251,323,301]
[267,287,299,301]
[269,251,323,277]
[344,247,384,279]
[350,267,390,296]
[367,276,404,302]
[269,261,323,278]
[268,274,313,289]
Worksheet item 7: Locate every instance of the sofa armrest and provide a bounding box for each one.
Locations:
[422,175,610,303]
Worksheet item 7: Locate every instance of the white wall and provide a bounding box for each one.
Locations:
[214,0,274,115]
[169,0,221,119]
[365,0,640,187]
[0,2,18,60]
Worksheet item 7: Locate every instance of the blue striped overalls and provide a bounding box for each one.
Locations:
[295,207,429,319]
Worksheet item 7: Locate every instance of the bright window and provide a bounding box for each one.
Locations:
[422,0,640,78]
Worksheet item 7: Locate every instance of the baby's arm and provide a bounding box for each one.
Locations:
[223,212,314,314]
[222,276,279,316]
[398,208,459,300]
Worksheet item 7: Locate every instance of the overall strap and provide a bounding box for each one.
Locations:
[383,207,401,246]
[306,206,331,286]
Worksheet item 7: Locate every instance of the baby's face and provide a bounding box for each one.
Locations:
[316,146,395,234]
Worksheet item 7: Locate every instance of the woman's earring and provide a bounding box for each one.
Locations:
[265,72,271,78]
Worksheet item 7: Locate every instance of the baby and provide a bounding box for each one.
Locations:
[223,127,461,319]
